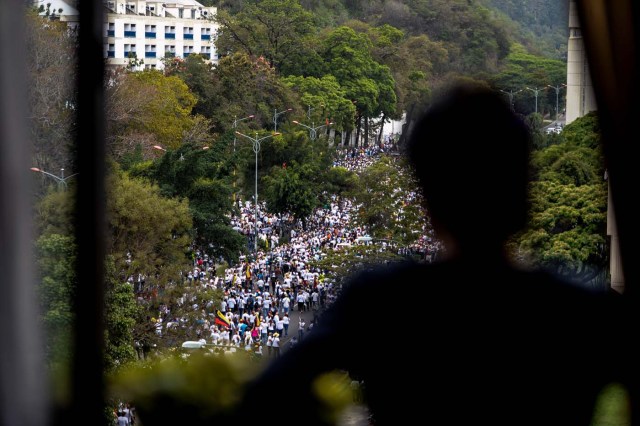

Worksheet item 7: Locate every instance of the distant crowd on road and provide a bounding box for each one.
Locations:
[137,139,443,360]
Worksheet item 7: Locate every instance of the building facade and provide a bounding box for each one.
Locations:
[566,0,597,124]
[103,0,218,70]
[566,1,621,293]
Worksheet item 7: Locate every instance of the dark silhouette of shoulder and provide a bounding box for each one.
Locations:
[234,85,630,425]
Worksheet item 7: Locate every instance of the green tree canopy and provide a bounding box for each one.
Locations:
[281,75,357,132]
[215,0,315,73]
[136,142,246,263]
[350,155,428,245]
[105,69,198,164]
[516,113,607,286]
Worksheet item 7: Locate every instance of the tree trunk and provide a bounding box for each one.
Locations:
[398,104,416,152]
[377,113,386,146]
[355,114,362,148]
[364,117,369,147]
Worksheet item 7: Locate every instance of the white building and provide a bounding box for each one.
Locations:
[103,0,218,70]
[566,0,596,124]
[35,0,80,29]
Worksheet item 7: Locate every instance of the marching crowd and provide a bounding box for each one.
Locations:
[146,143,442,360]
[117,141,443,424]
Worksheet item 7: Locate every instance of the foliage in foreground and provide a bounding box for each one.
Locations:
[109,351,352,425]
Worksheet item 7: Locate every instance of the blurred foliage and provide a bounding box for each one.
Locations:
[590,383,631,426]
[109,351,262,425]
[109,350,354,425]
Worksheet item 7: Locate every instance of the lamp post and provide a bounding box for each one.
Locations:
[273,108,292,132]
[154,144,210,161]
[307,104,325,121]
[292,120,334,140]
[499,88,523,111]
[525,86,545,114]
[30,167,78,190]
[232,114,255,153]
[235,131,281,252]
[547,84,566,122]
[230,115,254,203]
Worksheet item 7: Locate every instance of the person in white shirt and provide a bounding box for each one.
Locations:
[282,314,290,336]
[221,330,230,345]
[244,330,253,346]
[117,411,129,426]
[282,296,291,314]
[231,332,241,346]
[272,333,281,358]
[260,321,268,344]
[266,334,273,357]
[210,328,220,345]
[263,298,271,318]
[276,318,284,337]
[298,318,305,340]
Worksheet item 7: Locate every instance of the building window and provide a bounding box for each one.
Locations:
[124,23,136,38]
[184,27,194,40]
[191,9,196,19]
[201,27,211,40]
[106,22,115,37]
[178,8,184,18]
[144,64,157,70]
[165,45,176,57]
[106,43,115,58]
[145,25,156,38]
[165,26,175,39]
[124,44,136,58]
[107,1,115,11]
[145,45,157,58]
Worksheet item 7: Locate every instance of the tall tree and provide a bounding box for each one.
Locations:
[350,155,428,245]
[282,74,357,133]
[319,26,397,146]
[105,69,198,167]
[203,52,300,134]
[215,0,315,73]
[136,142,246,263]
[515,113,607,286]
[26,11,77,176]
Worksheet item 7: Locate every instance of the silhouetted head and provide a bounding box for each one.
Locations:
[408,84,531,256]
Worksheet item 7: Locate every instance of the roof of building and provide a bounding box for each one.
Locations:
[164,0,207,7]
[36,0,79,15]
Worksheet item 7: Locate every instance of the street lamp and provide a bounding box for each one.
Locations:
[232,114,255,153]
[307,104,325,121]
[273,108,292,132]
[292,120,334,140]
[235,131,281,252]
[547,84,566,122]
[499,88,523,111]
[154,144,210,161]
[30,167,78,190]
[525,86,545,114]
[230,115,254,203]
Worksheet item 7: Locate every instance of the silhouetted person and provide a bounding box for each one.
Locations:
[234,84,630,425]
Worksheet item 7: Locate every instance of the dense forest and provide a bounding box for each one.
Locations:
[202,0,569,59]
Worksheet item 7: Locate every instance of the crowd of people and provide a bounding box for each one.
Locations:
[143,140,444,361]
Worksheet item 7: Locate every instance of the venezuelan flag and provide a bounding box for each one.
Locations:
[215,310,230,328]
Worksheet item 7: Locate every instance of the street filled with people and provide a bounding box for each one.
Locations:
[143,141,442,362]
